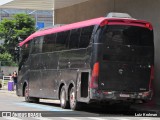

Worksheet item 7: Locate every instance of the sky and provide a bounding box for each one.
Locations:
[0,0,13,5]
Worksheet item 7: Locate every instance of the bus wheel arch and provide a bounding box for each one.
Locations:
[24,83,31,102]
[59,83,65,99]
[23,82,39,103]
[23,82,27,96]
[68,83,74,100]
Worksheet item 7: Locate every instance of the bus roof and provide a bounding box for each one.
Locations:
[19,17,152,47]
[19,17,106,46]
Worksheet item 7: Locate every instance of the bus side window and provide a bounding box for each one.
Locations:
[79,26,94,48]
[56,31,70,51]
[19,41,31,70]
[31,36,43,54]
[69,29,81,49]
[43,34,56,52]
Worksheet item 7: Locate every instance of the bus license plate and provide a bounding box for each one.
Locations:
[120,94,130,98]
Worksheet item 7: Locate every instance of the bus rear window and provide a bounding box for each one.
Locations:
[101,25,153,46]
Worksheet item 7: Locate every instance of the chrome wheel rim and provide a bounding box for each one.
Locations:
[70,90,75,107]
[60,90,65,105]
[25,87,29,100]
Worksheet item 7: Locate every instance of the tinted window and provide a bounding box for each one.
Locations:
[56,31,70,51]
[101,25,153,46]
[21,41,31,61]
[69,29,80,49]
[43,34,56,52]
[31,36,43,54]
[19,41,31,70]
[79,26,94,48]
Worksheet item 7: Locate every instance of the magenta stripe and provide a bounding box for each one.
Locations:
[19,17,152,47]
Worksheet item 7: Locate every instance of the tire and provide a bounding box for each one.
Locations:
[24,85,39,103]
[60,86,69,109]
[69,87,82,110]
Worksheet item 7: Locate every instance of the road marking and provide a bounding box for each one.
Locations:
[113,118,159,120]
[114,118,130,120]
[15,102,72,111]
[34,117,52,120]
[87,117,108,120]
[2,116,159,120]
[2,117,22,120]
[140,119,157,120]
[59,117,81,120]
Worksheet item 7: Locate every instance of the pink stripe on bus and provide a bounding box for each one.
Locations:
[19,17,152,47]
[19,17,106,46]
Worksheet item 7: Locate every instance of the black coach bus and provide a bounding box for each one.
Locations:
[16,13,154,110]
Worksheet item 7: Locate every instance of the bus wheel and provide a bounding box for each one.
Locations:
[60,86,69,109]
[24,85,31,102]
[69,87,81,110]
[24,86,39,103]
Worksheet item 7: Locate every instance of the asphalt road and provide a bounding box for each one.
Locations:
[0,89,159,120]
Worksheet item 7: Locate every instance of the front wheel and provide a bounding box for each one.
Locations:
[69,87,82,110]
[24,85,39,103]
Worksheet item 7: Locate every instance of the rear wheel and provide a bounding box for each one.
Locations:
[69,87,82,110]
[60,86,69,109]
[24,85,39,103]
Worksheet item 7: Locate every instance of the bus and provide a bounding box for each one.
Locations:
[16,13,154,110]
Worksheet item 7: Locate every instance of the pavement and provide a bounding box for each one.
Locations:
[0,84,61,104]
[131,101,160,117]
[0,85,16,95]
[0,85,160,117]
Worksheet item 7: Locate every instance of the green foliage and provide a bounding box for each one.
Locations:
[0,13,36,56]
[14,14,36,40]
[0,52,17,66]
[0,45,5,54]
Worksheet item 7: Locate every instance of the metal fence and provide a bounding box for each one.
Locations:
[1,76,12,89]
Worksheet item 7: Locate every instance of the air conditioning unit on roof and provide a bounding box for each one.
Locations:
[106,12,132,19]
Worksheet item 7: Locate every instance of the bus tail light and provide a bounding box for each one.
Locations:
[100,20,108,27]
[145,23,153,30]
[149,65,154,89]
[90,62,99,89]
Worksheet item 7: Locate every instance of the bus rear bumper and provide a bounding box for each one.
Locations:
[89,89,153,103]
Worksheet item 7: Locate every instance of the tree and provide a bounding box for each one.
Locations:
[0,52,16,66]
[0,13,36,55]
[0,19,15,52]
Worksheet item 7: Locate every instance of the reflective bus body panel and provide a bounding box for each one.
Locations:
[16,17,154,104]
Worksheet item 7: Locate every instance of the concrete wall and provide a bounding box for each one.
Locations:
[55,0,160,104]
[54,0,114,24]
[1,66,18,76]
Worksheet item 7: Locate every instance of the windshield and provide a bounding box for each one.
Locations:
[100,25,153,46]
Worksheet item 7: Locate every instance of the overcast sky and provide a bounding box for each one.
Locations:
[0,0,13,5]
